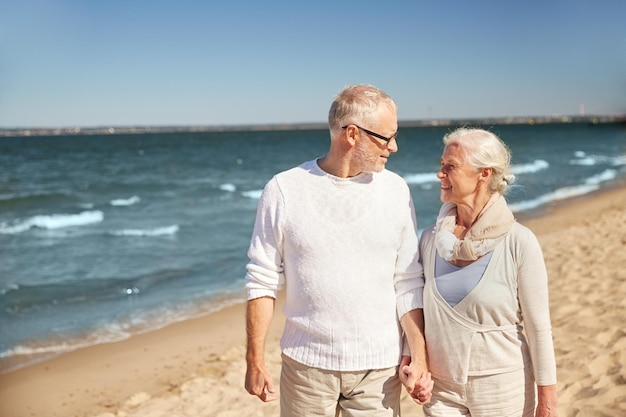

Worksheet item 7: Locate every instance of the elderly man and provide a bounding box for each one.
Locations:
[244,84,432,417]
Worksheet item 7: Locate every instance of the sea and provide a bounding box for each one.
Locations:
[1,122,625,374]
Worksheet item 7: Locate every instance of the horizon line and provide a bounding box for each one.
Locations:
[1,114,625,138]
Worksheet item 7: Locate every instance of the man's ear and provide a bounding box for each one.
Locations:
[342,125,359,147]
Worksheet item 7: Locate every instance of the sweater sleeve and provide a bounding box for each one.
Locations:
[245,177,285,300]
[516,227,557,385]
[394,196,425,318]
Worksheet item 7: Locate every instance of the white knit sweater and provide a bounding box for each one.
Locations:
[246,159,424,371]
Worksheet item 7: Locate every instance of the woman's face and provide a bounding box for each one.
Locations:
[436,143,482,205]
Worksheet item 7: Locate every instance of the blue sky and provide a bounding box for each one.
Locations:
[1,0,624,128]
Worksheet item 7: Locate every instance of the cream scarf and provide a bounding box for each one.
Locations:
[435,193,515,261]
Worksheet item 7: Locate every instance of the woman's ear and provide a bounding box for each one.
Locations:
[480,167,492,181]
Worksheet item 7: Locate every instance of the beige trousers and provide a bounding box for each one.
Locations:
[280,354,402,417]
[424,368,536,417]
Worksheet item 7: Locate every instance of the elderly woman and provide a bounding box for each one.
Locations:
[419,128,558,416]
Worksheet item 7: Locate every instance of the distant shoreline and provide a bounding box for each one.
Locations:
[1,114,625,138]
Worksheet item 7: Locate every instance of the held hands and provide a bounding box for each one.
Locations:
[399,355,434,405]
[245,362,277,402]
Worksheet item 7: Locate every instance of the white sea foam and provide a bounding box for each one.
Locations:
[110,196,141,206]
[402,160,550,182]
[0,211,104,234]
[570,157,597,166]
[510,160,549,174]
[111,225,179,237]
[0,283,19,295]
[570,153,626,167]
[219,183,236,192]
[509,184,599,212]
[570,152,604,166]
[614,155,626,166]
[0,295,247,373]
[509,169,617,212]
[242,189,263,199]
[585,169,617,185]
[0,341,98,358]
[0,323,132,360]
[403,173,439,185]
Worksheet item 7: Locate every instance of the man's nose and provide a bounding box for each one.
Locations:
[387,137,398,153]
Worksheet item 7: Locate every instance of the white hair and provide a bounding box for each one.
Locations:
[443,127,515,195]
[328,84,397,139]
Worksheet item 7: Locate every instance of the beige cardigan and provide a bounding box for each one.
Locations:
[420,222,557,385]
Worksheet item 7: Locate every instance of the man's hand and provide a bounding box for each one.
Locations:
[399,355,433,405]
[245,362,277,402]
[398,310,432,403]
[245,297,277,402]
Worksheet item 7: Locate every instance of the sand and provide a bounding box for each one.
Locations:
[1,185,625,417]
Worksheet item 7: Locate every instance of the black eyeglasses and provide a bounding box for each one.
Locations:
[342,124,398,143]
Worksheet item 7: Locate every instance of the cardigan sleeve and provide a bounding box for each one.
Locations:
[515,226,557,385]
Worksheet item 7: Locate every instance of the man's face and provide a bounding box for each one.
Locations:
[353,106,398,173]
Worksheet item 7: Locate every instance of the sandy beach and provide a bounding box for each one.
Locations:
[1,185,625,417]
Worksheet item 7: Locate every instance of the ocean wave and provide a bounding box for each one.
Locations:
[569,157,597,166]
[0,268,191,314]
[0,328,130,359]
[0,210,104,234]
[0,321,135,372]
[0,342,79,358]
[0,293,247,373]
[110,225,179,237]
[585,169,617,185]
[403,173,439,185]
[0,283,19,296]
[509,184,599,212]
[242,189,263,199]
[570,151,596,166]
[1,279,133,313]
[110,196,141,206]
[0,190,68,202]
[219,183,236,192]
[404,161,551,184]
[612,155,626,167]
[509,169,617,212]
[510,160,549,175]
[569,152,626,167]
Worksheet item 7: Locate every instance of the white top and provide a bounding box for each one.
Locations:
[434,252,492,307]
[246,159,424,371]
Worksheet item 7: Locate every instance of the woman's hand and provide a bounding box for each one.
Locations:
[536,384,558,417]
[399,355,434,405]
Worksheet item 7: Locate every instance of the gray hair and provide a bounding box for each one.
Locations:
[328,85,397,138]
[443,127,515,195]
